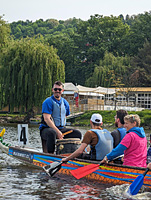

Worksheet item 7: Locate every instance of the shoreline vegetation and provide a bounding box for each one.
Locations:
[0,110,151,129]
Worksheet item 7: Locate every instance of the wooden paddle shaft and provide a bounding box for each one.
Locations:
[62,130,73,136]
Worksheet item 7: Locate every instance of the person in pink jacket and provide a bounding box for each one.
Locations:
[101,114,147,167]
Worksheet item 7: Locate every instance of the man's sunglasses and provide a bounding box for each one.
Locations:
[54,88,62,91]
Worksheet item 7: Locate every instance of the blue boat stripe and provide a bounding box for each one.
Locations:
[96,169,151,177]
[33,155,84,167]
[34,156,60,164]
[67,161,84,167]
[33,154,62,161]
[62,166,78,170]
[94,172,137,182]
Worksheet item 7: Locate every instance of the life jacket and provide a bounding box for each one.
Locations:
[117,127,127,141]
[40,97,66,129]
[51,97,66,127]
[90,129,113,160]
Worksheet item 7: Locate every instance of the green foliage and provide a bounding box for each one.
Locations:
[130,40,151,86]
[0,37,65,112]
[0,16,11,50]
[121,12,151,56]
[85,51,131,87]
[0,16,12,109]
[7,13,151,87]
[143,115,151,127]
[72,110,151,128]
[73,110,116,126]
[10,18,81,39]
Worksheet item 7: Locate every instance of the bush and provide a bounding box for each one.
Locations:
[72,110,151,128]
[142,115,151,127]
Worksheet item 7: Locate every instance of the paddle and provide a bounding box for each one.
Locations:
[62,130,73,136]
[43,130,73,177]
[0,128,5,137]
[127,168,149,195]
[70,163,100,179]
[43,161,63,177]
[70,155,124,179]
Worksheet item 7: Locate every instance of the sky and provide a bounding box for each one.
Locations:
[1,0,151,23]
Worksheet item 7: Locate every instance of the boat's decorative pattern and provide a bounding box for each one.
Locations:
[5,146,151,188]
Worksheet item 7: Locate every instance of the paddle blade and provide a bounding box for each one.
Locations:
[127,168,149,195]
[43,161,62,177]
[0,128,5,137]
[127,175,144,195]
[70,164,100,179]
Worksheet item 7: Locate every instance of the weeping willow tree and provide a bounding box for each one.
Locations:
[1,37,65,113]
[0,16,11,110]
[85,51,131,88]
[0,16,11,51]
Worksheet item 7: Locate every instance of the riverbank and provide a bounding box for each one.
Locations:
[0,114,41,124]
[70,110,151,129]
[0,110,151,128]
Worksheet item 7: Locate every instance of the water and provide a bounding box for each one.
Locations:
[0,124,151,200]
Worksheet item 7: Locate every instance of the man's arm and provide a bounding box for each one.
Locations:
[43,113,63,139]
[62,143,87,162]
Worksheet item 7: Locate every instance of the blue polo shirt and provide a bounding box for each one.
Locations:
[39,95,70,130]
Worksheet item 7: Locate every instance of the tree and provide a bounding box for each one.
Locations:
[47,32,79,83]
[1,37,65,114]
[85,52,131,88]
[122,12,151,56]
[0,15,11,109]
[131,40,151,86]
[0,16,11,51]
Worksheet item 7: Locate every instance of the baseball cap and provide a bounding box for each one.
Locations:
[90,113,102,124]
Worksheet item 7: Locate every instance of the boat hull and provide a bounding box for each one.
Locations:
[1,144,151,188]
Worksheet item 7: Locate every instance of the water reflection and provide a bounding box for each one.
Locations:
[0,124,151,199]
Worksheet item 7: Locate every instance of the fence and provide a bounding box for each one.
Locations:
[69,99,104,115]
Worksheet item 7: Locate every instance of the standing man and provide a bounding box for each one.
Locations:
[39,81,82,153]
[62,113,113,162]
[111,109,128,148]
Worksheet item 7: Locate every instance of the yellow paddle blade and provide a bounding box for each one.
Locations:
[0,128,6,137]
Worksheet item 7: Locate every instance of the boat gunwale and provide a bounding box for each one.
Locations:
[9,145,150,173]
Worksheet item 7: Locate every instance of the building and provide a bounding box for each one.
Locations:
[112,87,151,109]
[63,83,115,112]
[63,84,151,111]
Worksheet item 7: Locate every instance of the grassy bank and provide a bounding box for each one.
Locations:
[1,110,151,129]
[70,110,151,128]
[0,113,41,124]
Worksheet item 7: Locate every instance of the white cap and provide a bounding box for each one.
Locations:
[90,113,102,124]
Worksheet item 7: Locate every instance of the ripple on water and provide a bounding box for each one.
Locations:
[106,184,151,200]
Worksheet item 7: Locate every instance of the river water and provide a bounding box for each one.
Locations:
[0,124,151,200]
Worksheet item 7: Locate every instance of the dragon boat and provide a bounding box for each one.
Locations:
[0,134,151,189]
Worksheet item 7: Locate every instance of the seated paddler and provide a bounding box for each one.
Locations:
[100,114,147,167]
[39,80,82,154]
[62,113,113,162]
